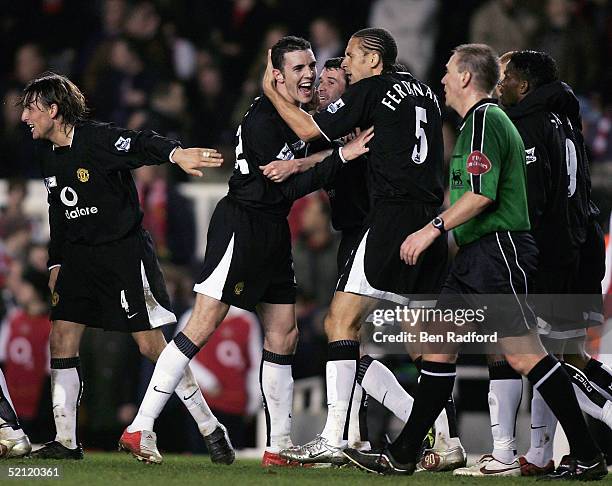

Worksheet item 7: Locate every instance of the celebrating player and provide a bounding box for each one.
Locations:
[122,37,373,467]
[262,28,453,465]
[20,72,232,464]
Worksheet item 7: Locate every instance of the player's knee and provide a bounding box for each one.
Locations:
[504,354,531,376]
[137,341,161,362]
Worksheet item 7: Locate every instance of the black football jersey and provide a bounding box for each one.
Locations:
[228,95,345,218]
[40,120,180,268]
[313,71,444,206]
[505,81,591,266]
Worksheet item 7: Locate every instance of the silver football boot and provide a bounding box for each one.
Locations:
[280,436,346,465]
[417,443,467,472]
[0,435,32,458]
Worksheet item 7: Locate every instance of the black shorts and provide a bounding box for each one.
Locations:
[438,231,538,338]
[51,229,176,332]
[539,220,606,338]
[337,227,363,277]
[336,201,448,304]
[194,196,296,311]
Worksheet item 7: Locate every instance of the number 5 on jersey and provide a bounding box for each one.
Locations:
[412,106,428,164]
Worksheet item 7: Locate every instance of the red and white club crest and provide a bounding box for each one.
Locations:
[466,150,492,175]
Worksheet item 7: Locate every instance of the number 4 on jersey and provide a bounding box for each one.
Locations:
[234,125,249,175]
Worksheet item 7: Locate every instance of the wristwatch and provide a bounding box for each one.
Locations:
[431,216,446,234]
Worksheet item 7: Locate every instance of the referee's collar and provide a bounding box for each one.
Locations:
[460,98,498,128]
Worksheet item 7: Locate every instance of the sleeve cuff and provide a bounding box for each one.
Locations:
[338,147,348,164]
[48,264,61,271]
[169,146,179,163]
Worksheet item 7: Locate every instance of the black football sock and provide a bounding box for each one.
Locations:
[389,361,456,464]
[527,355,599,462]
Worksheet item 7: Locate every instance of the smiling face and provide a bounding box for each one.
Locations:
[275,49,317,105]
[21,97,56,141]
[317,67,347,109]
[341,37,376,85]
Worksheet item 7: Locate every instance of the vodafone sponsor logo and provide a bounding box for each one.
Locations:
[60,186,99,219]
[466,150,491,175]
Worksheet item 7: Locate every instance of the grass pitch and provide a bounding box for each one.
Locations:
[7,452,612,485]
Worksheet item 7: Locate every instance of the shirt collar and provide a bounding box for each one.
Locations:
[460,98,498,130]
[52,125,76,150]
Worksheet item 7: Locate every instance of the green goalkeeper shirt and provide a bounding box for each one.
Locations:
[450,99,531,246]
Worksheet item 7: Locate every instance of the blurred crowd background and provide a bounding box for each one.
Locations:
[0,0,611,454]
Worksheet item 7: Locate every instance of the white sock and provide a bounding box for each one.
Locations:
[347,383,369,449]
[175,365,219,436]
[0,370,24,440]
[361,359,412,422]
[261,356,294,453]
[50,360,83,449]
[489,378,522,463]
[525,388,556,467]
[321,360,355,447]
[128,342,190,432]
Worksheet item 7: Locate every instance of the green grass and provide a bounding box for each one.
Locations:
[5,453,612,485]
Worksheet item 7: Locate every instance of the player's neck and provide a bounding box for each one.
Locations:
[50,123,75,148]
[457,91,492,118]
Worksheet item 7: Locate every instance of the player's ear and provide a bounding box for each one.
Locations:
[519,79,529,96]
[273,68,285,84]
[48,103,59,119]
[460,70,471,88]
[369,51,382,70]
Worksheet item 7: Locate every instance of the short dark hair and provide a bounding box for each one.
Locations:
[271,36,312,71]
[322,57,349,84]
[453,44,499,94]
[19,72,88,127]
[352,28,397,73]
[508,50,559,91]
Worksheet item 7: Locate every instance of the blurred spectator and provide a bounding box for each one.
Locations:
[190,65,235,150]
[0,90,39,179]
[310,17,344,78]
[292,195,339,307]
[369,0,440,79]
[133,165,196,266]
[162,22,197,81]
[124,1,172,78]
[0,266,52,443]
[0,179,31,239]
[89,37,156,124]
[470,0,538,56]
[231,23,289,129]
[178,306,262,450]
[12,43,47,89]
[208,0,273,90]
[534,0,598,95]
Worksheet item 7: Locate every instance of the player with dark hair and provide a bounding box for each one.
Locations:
[343,43,607,480]
[495,50,609,477]
[19,72,232,463]
[122,37,373,467]
[262,28,452,465]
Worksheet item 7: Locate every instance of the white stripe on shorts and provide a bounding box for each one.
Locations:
[342,229,410,305]
[193,234,235,301]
